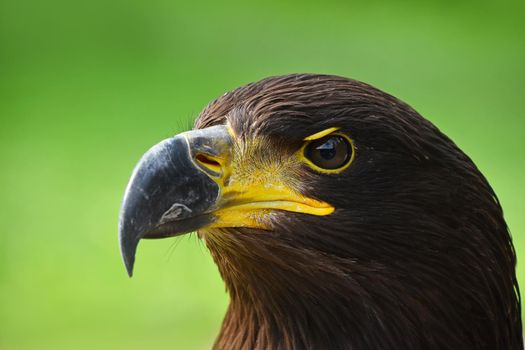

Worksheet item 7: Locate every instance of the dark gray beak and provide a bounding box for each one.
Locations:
[118,125,231,276]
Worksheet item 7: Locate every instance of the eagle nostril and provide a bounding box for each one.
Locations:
[195,153,222,174]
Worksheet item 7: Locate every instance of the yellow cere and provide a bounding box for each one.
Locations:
[195,153,223,174]
[200,132,335,231]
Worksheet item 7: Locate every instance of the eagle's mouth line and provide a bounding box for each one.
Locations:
[216,199,334,216]
[144,199,334,239]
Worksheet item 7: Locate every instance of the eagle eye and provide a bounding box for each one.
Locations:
[303,134,354,172]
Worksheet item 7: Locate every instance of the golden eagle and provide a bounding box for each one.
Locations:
[119,74,523,349]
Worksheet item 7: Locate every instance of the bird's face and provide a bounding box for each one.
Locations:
[119,74,466,275]
[119,118,366,274]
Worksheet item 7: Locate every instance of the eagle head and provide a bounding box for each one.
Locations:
[119,74,522,350]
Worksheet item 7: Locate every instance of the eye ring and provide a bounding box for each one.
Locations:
[301,132,355,173]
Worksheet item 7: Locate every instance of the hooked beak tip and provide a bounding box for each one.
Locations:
[124,255,135,278]
[119,228,139,277]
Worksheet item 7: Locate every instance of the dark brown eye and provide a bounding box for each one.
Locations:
[305,135,353,170]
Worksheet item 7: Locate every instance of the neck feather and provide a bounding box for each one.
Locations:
[204,227,522,350]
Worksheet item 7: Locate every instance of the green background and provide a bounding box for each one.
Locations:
[1,1,523,349]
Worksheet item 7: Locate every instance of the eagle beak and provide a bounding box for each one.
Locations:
[118,125,229,276]
[119,125,334,277]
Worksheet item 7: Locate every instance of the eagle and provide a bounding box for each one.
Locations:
[118,74,523,349]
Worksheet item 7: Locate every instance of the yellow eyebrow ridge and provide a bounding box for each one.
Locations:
[303,127,340,141]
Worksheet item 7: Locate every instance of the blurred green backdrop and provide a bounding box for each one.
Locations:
[1,0,523,349]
